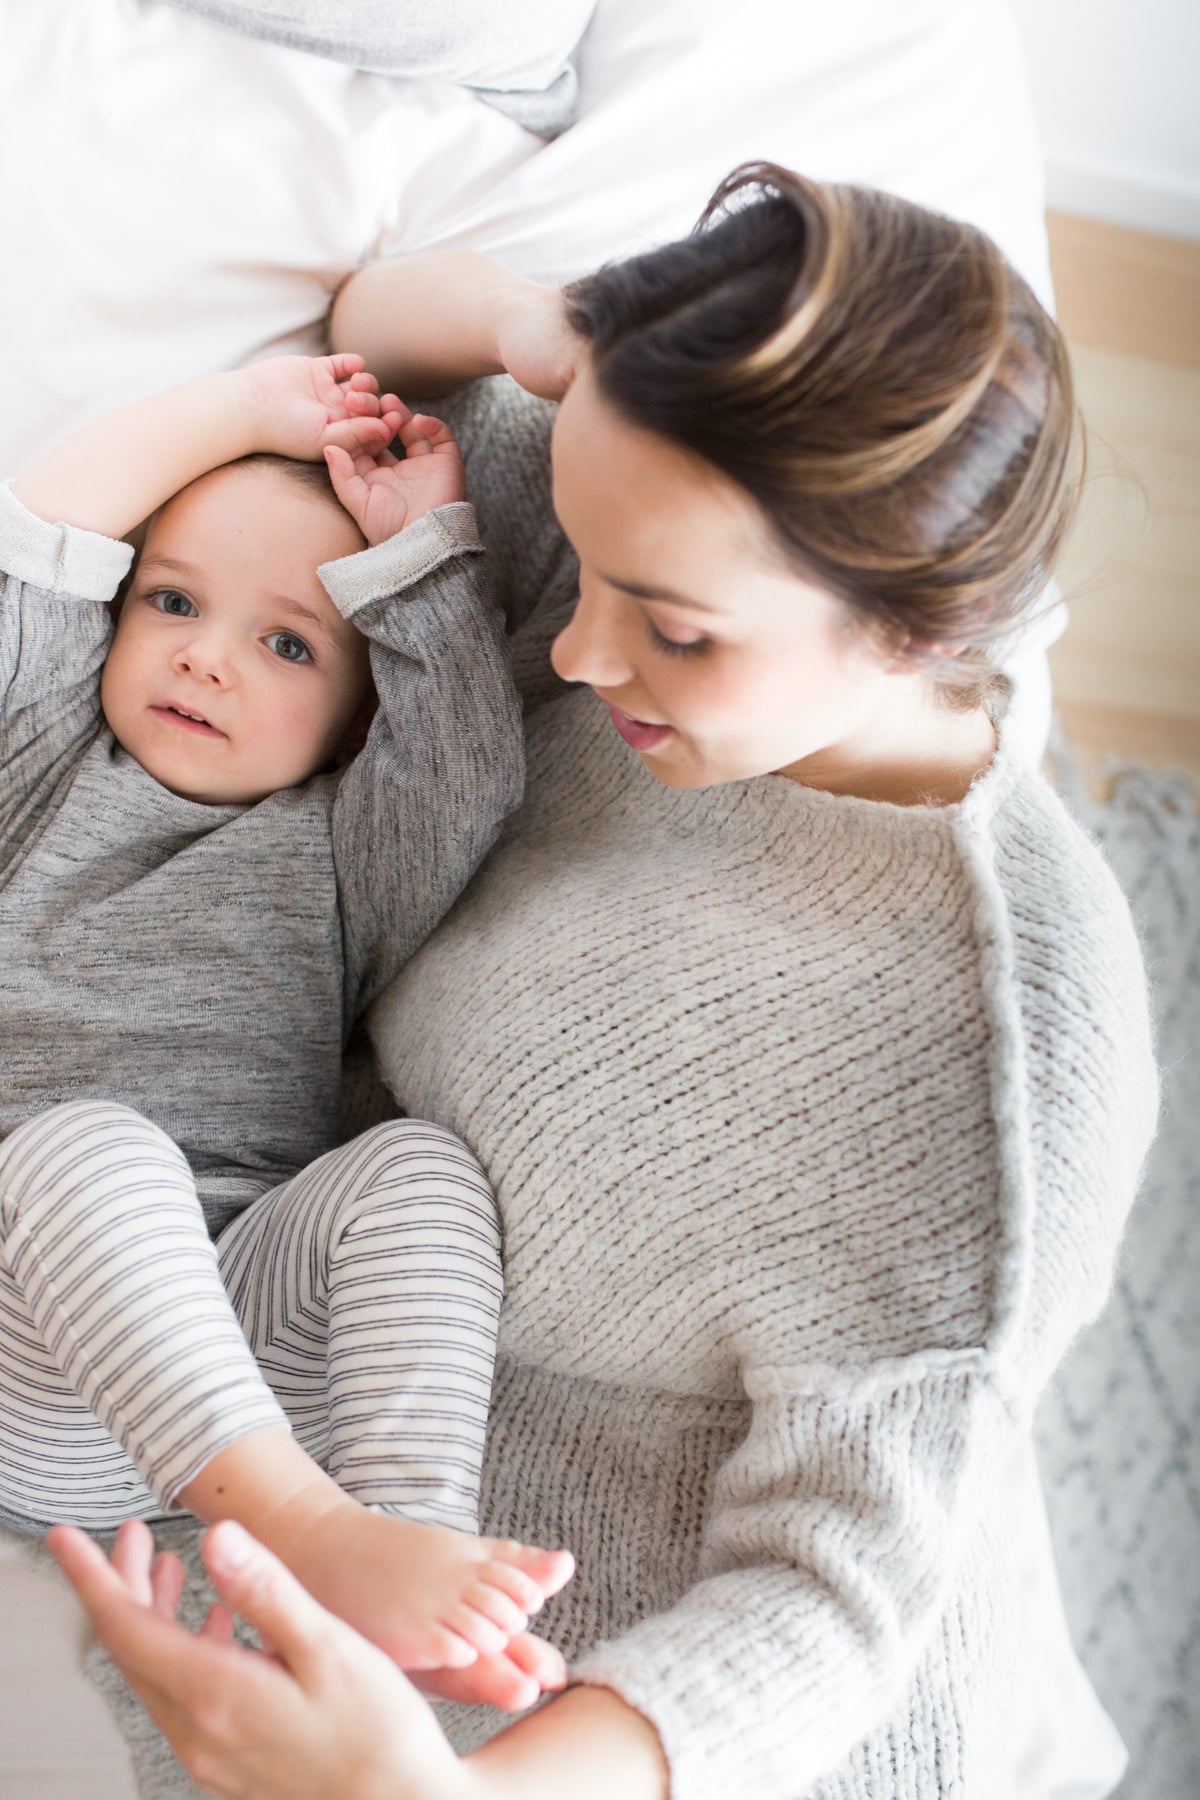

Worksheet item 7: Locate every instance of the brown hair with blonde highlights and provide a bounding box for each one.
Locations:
[565,163,1080,702]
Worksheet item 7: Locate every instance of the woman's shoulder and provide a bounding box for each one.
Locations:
[964,762,1159,1370]
[981,762,1152,1019]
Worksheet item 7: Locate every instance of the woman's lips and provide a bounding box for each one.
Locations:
[605,703,675,752]
[151,704,225,738]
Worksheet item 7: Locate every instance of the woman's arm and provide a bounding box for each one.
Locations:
[330,251,581,402]
[10,355,397,540]
[49,1519,669,1800]
[468,1686,669,1800]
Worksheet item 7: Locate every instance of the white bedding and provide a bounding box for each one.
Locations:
[0,0,1052,476]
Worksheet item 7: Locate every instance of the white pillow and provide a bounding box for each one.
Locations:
[0,0,541,474]
[394,0,1054,307]
[1,0,1053,480]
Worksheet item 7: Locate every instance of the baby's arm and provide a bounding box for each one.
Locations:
[331,250,581,402]
[11,355,398,538]
[324,410,525,1015]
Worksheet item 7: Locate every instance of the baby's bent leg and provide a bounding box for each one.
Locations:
[219,1118,503,1531]
[0,1101,288,1529]
[217,1120,573,1701]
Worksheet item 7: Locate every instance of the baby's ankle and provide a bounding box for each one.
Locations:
[252,1472,359,1571]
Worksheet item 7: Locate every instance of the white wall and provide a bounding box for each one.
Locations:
[1008,0,1200,239]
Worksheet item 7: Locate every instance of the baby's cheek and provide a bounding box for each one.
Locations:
[269,688,345,768]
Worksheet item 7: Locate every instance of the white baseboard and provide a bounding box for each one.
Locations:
[1044,154,1200,241]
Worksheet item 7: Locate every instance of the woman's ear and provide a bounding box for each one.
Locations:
[885,637,967,674]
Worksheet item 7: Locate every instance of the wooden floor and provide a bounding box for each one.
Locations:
[1,213,1197,1798]
[1045,212,1200,793]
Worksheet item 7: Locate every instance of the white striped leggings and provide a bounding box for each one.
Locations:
[0,1101,501,1536]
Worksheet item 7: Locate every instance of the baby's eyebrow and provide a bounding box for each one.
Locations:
[137,556,344,650]
[267,594,344,646]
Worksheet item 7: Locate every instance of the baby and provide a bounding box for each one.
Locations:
[0,355,570,1710]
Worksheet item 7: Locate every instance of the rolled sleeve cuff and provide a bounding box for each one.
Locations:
[318,502,482,618]
[0,480,135,601]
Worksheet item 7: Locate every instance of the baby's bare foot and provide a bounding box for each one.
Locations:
[416,1629,569,1712]
[270,1497,574,1677]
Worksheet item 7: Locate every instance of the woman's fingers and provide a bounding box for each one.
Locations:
[109,1518,156,1604]
[150,1548,187,1619]
[200,1522,346,1691]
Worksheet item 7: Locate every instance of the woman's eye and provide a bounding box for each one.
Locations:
[151,589,197,617]
[265,631,313,664]
[647,619,710,658]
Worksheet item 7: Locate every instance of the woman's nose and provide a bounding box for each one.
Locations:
[551,584,637,688]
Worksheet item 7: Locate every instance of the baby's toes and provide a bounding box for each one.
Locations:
[504,1629,568,1692]
[472,1650,542,1713]
[474,1557,551,1620]
[406,1622,479,1672]
[423,1652,541,1714]
[462,1578,529,1639]
[443,1600,511,1660]
[490,1541,576,1600]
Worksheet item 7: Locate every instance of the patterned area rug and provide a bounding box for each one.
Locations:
[1035,759,1200,1800]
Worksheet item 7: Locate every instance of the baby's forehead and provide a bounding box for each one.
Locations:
[146,458,351,544]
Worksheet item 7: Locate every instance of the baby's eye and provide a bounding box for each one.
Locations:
[647,619,710,658]
[265,631,313,664]
[150,589,197,617]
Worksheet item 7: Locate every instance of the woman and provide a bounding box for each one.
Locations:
[52,165,1156,1800]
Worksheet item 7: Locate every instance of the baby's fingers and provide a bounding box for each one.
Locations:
[323,415,393,456]
[396,411,457,457]
[324,352,365,382]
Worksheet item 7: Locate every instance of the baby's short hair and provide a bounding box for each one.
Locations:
[237,452,346,511]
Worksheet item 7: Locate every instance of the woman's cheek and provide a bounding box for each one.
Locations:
[688,655,803,733]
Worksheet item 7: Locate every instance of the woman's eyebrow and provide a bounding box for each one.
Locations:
[603,574,724,615]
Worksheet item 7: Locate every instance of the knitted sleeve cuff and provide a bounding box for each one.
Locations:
[0,480,135,601]
[318,503,482,618]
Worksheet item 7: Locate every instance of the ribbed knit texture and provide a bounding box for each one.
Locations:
[372,665,1158,1795]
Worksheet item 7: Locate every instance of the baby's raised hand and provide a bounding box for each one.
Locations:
[240,353,400,464]
[324,402,467,546]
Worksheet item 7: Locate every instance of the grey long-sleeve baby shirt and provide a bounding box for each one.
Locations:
[0,483,523,1235]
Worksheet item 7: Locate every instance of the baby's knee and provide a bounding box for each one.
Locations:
[329,1118,497,1232]
[0,1100,191,1232]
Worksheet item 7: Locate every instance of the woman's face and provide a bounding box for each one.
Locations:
[549,364,906,790]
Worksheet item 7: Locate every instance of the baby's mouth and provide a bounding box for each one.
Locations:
[153,703,226,738]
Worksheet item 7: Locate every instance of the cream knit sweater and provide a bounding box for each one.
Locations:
[370,383,1158,1799]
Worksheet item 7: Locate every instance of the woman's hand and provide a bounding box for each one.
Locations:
[238,353,402,465]
[48,1519,479,1800]
[494,285,582,403]
[324,403,466,546]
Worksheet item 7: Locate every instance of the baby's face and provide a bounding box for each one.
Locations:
[101,462,371,805]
